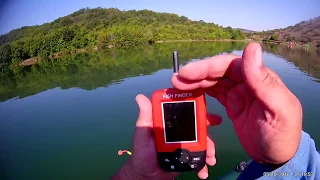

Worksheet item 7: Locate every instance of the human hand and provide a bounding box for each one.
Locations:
[171,42,303,166]
[111,94,222,180]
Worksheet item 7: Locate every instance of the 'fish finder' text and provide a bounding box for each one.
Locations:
[163,93,193,99]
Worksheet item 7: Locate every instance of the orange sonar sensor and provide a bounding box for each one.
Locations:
[151,51,207,172]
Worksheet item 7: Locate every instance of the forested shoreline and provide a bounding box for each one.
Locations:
[0,7,246,70]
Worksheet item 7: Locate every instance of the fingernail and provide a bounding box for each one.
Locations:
[254,45,263,67]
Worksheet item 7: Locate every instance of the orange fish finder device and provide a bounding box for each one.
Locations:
[151,51,207,172]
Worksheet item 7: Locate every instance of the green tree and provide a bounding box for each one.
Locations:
[0,7,246,69]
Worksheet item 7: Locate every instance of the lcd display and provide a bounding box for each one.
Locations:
[162,101,197,143]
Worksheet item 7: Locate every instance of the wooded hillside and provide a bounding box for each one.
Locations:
[247,16,320,47]
[0,7,246,69]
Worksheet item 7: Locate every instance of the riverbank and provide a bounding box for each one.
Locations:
[261,40,320,51]
[19,46,100,66]
[155,39,253,43]
[20,39,319,67]
[19,40,252,66]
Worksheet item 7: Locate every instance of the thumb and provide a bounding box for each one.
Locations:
[241,43,291,111]
[134,94,154,142]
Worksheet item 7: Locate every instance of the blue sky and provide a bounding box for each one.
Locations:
[0,0,319,35]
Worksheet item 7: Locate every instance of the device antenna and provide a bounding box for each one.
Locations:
[173,51,179,73]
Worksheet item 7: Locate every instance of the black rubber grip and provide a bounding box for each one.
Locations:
[157,149,206,172]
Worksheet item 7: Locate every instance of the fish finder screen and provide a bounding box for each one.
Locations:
[162,101,197,143]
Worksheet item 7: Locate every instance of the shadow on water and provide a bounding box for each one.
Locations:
[262,43,320,81]
[0,41,247,102]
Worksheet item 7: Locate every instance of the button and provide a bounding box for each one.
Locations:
[174,149,190,163]
[165,159,170,162]
[178,153,190,163]
[190,164,197,169]
[192,156,201,162]
[170,165,175,170]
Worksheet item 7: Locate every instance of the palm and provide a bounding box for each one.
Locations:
[206,69,302,164]
[215,82,279,163]
[131,135,178,180]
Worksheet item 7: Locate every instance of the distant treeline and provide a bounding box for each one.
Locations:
[0,8,246,69]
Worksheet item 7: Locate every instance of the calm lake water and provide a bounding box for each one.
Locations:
[1,42,320,180]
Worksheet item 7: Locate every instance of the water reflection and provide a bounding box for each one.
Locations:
[1,42,319,103]
[262,43,320,81]
[0,42,247,102]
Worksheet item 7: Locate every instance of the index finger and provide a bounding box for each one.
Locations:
[171,54,241,90]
